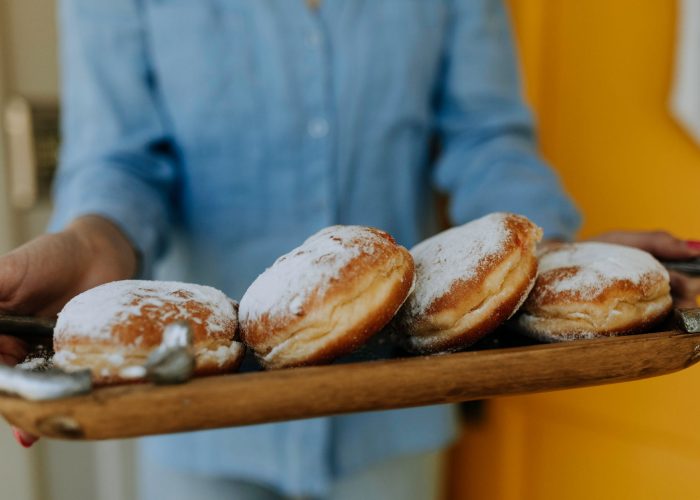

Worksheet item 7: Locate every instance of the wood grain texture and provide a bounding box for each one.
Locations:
[1,330,699,440]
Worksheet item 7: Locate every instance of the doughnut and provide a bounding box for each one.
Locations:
[516,242,672,341]
[239,225,415,369]
[53,280,244,384]
[394,212,542,353]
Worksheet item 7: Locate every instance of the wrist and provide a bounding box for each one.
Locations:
[66,216,138,282]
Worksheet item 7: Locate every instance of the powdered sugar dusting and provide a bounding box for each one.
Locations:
[239,226,386,322]
[537,242,669,299]
[407,213,511,315]
[55,280,237,343]
[16,357,50,371]
[52,350,77,365]
[119,365,147,379]
[196,342,245,368]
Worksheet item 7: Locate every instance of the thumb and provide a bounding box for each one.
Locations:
[642,233,700,260]
[0,250,28,312]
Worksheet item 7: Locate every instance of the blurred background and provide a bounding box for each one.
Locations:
[0,0,699,499]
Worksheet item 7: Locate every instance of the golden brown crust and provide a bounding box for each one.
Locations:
[240,226,415,369]
[54,298,237,352]
[111,292,234,347]
[407,252,538,353]
[53,281,243,384]
[55,342,246,386]
[261,257,414,368]
[517,242,673,341]
[396,213,543,353]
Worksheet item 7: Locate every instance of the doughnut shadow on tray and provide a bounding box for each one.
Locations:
[53,280,245,385]
[468,324,540,351]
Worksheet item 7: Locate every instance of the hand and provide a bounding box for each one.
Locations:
[0,216,137,447]
[590,231,700,308]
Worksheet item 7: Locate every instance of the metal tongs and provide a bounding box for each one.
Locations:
[662,258,700,276]
[0,314,55,342]
[0,315,196,400]
[144,321,196,384]
[0,314,81,401]
[0,365,92,401]
[676,308,700,334]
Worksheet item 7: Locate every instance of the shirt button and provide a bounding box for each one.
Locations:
[307,118,329,138]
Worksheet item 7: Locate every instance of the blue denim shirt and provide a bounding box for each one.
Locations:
[51,0,580,497]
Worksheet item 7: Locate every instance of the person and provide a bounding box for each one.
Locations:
[1,1,699,499]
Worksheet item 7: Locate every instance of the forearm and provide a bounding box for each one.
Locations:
[66,215,139,284]
[433,0,580,240]
[54,0,178,277]
[435,133,581,240]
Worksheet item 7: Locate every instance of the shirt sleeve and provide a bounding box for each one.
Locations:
[432,0,581,240]
[51,0,178,276]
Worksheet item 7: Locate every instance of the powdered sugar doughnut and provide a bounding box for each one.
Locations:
[395,213,543,353]
[239,225,415,369]
[517,242,672,341]
[53,280,244,384]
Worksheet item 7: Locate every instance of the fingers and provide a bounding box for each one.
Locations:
[592,231,700,261]
[2,333,38,447]
[0,250,30,313]
[668,271,700,308]
[642,232,700,260]
[0,335,29,366]
[12,427,38,448]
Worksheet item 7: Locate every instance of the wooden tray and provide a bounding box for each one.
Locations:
[1,329,699,440]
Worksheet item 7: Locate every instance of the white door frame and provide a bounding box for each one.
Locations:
[0,0,18,252]
[0,3,40,500]
[0,3,138,498]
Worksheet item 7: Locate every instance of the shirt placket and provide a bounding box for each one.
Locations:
[299,9,335,227]
[280,8,335,498]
